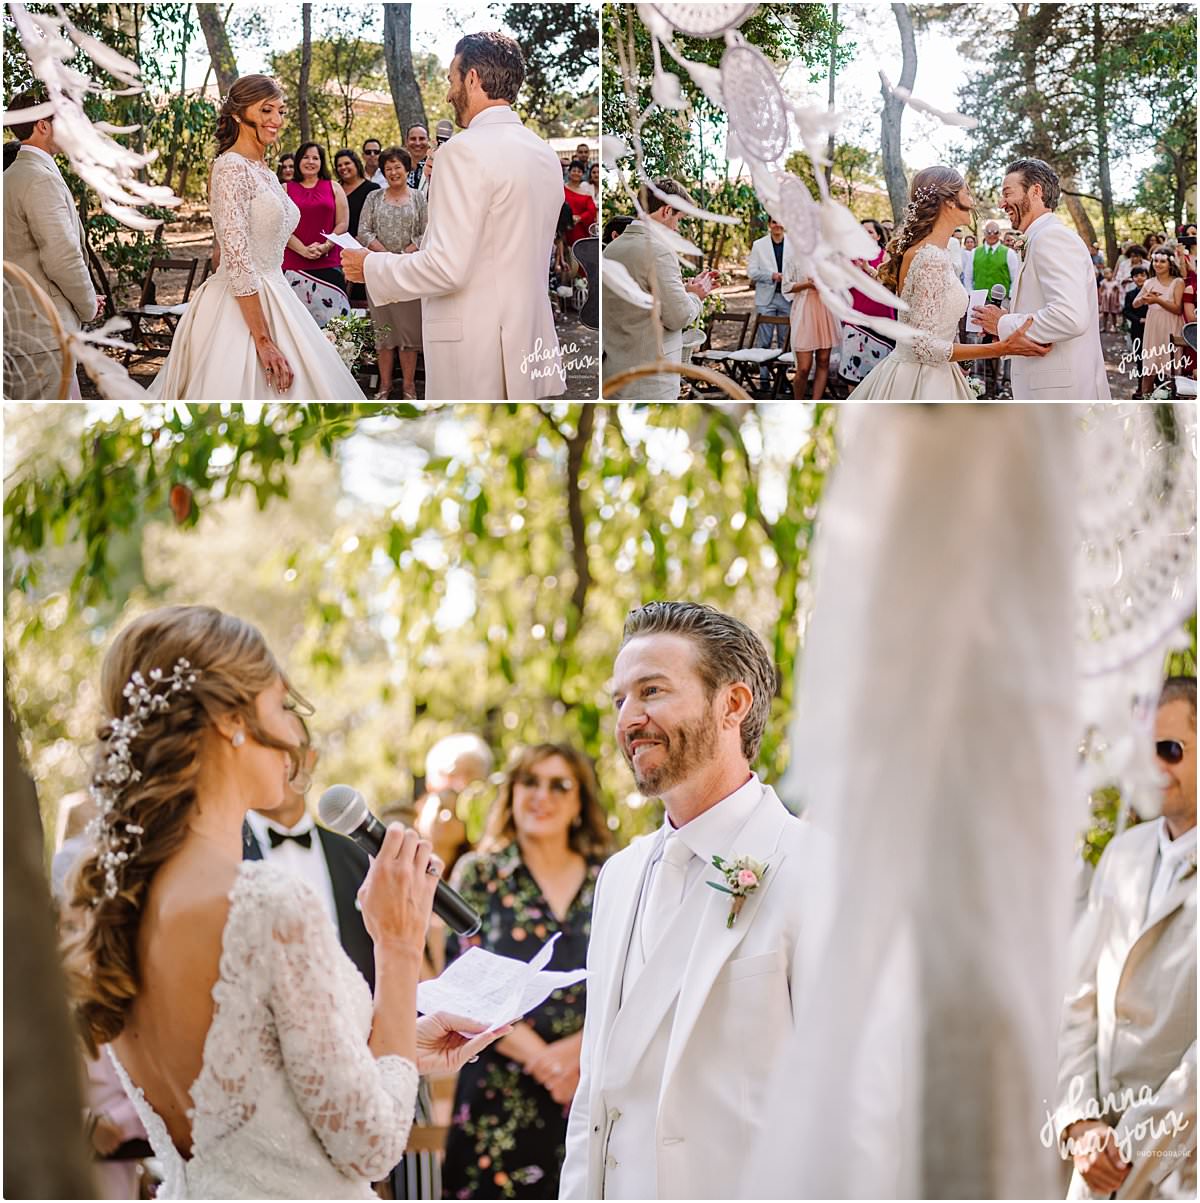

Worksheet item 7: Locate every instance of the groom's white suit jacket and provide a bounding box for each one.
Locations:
[362,105,565,400]
[561,780,806,1200]
[997,212,1111,400]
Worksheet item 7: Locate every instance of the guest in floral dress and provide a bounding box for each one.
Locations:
[442,743,611,1200]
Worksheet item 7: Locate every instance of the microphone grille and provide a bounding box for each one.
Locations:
[318,784,366,835]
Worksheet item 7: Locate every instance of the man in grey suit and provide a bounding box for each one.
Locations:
[746,218,791,391]
[4,91,100,398]
[602,178,716,399]
[1054,675,1196,1199]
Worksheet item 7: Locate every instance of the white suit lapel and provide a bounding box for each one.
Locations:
[1138,857,1196,940]
[661,790,790,1091]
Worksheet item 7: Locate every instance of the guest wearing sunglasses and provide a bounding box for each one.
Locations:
[1053,675,1196,1200]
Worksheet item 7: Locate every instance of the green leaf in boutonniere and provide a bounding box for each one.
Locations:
[707,852,769,928]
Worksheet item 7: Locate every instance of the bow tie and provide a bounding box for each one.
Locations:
[268,827,312,850]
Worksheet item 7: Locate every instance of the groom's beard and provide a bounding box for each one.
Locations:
[1007,196,1031,231]
[623,711,719,797]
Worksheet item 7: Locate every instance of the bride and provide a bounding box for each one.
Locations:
[61,605,504,1197]
[851,166,1050,399]
[147,76,364,400]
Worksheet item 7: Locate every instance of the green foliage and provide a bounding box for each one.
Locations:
[493,1,599,136]
[5,403,835,850]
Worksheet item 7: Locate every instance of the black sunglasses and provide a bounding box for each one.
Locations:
[1156,740,1185,764]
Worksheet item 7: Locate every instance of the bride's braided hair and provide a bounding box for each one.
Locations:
[215,74,283,159]
[61,606,308,1055]
[877,166,967,295]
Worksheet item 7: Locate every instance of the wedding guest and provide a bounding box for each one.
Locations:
[1122,264,1149,397]
[784,259,837,400]
[962,232,977,253]
[602,178,716,399]
[850,218,896,321]
[746,218,792,392]
[1133,248,1185,391]
[587,162,600,200]
[282,141,352,327]
[1097,267,1121,332]
[602,215,632,244]
[59,604,504,1199]
[3,89,100,399]
[405,125,430,191]
[964,220,1020,298]
[3,138,20,170]
[276,151,295,185]
[416,732,494,880]
[563,160,597,248]
[1114,242,1146,291]
[442,743,610,1200]
[363,136,386,186]
[334,148,379,307]
[359,145,427,400]
[1089,241,1105,280]
[573,142,591,172]
[1054,676,1196,1199]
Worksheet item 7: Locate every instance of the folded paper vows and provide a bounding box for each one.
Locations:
[323,230,365,251]
[416,932,586,1032]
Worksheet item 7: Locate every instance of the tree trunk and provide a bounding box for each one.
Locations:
[2,694,96,1200]
[298,4,312,146]
[1091,4,1118,265]
[824,4,838,189]
[162,9,192,192]
[1061,177,1098,247]
[880,3,917,222]
[383,4,428,136]
[196,2,239,96]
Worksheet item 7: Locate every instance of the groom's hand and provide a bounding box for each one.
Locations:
[971,304,1003,337]
[342,248,369,283]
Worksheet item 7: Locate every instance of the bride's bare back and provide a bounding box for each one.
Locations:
[111,848,239,1157]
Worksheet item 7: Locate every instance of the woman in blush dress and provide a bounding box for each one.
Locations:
[850,166,1051,400]
[147,76,364,400]
[1133,248,1186,391]
[283,141,351,327]
[783,258,839,400]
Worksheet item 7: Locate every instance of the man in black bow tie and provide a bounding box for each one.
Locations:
[242,721,374,988]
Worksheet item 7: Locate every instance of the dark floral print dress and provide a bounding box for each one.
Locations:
[441,842,601,1200]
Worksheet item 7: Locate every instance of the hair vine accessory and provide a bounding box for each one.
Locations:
[89,659,198,902]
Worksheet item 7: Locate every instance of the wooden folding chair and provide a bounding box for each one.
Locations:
[722,313,790,396]
[689,311,751,397]
[121,256,199,368]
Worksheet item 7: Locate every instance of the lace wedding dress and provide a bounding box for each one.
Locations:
[107,861,417,1198]
[849,243,974,400]
[147,152,364,400]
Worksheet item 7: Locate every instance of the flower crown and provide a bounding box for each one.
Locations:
[89,659,198,901]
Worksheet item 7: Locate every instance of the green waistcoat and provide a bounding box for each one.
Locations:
[973,243,1012,293]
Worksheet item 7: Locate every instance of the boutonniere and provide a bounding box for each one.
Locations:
[707,854,769,928]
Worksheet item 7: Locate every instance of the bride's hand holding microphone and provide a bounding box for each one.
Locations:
[357,824,510,1073]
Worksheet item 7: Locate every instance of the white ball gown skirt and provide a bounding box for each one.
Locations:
[848,352,975,399]
[146,266,365,400]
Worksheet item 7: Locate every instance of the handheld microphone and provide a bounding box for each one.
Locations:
[318,784,482,936]
[982,283,1008,344]
[435,119,453,146]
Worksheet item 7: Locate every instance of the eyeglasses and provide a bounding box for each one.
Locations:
[1156,740,1186,765]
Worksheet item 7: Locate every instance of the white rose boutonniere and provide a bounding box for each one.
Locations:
[707,853,769,928]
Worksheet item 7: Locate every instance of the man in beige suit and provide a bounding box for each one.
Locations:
[601,180,716,400]
[3,91,99,399]
[342,33,564,401]
[1055,675,1196,1199]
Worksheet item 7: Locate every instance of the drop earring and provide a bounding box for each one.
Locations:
[232,730,245,748]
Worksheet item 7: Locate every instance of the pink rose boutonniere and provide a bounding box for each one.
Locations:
[707,853,769,928]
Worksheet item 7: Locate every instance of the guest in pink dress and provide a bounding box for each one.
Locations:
[1097,268,1122,332]
[283,141,351,326]
[850,219,897,322]
[783,258,838,400]
[1133,250,1186,389]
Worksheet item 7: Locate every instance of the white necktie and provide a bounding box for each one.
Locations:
[641,835,693,954]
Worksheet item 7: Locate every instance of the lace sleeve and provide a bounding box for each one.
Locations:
[210,155,262,297]
[264,874,418,1180]
[903,249,954,364]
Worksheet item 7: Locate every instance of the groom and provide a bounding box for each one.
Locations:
[342,32,565,400]
[972,158,1111,399]
[561,601,807,1200]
